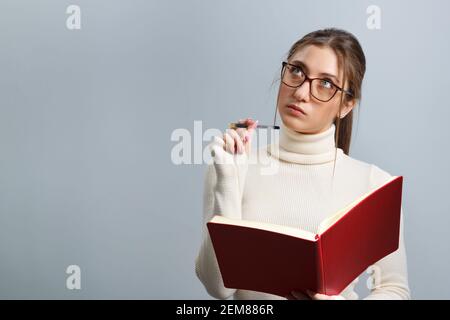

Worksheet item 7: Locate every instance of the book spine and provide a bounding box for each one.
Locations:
[315,234,325,294]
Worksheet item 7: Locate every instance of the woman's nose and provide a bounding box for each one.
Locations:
[293,81,311,102]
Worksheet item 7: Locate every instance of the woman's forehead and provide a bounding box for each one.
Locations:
[290,45,342,80]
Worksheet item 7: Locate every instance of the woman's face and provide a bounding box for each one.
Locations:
[277,45,355,134]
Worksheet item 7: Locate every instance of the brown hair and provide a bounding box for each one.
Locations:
[275,28,366,159]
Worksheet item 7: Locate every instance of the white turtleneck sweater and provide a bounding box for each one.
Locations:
[195,122,411,300]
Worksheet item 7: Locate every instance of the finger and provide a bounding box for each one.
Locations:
[311,294,330,300]
[328,295,345,300]
[236,118,252,140]
[243,119,258,142]
[236,128,251,148]
[227,129,244,154]
[245,119,258,132]
[212,135,225,147]
[306,290,336,300]
[223,132,235,154]
[291,291,311,300]
[306,290,320,300]
[236,129,250,153]
[284,294,296,300]
[234,127,252,154]
[210,136,225,156]
[235,128,246,140]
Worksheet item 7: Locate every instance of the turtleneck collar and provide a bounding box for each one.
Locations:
[267,121,344,165]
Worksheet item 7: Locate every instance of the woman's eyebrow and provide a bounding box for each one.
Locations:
[290,60,340,85]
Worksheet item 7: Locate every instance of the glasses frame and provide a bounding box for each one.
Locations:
[281,61,353,102]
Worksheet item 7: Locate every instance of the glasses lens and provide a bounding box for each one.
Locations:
[282,64,305,87]
[311,79,337,101]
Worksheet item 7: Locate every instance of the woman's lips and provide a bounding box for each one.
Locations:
[287,104,307,116]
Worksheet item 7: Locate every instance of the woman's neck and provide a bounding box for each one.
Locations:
[267,121,342,164]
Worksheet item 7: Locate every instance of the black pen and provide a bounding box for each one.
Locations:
[229,123,280,130]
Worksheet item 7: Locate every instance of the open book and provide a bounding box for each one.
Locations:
[207,176,403,298]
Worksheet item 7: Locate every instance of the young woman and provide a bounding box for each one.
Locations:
[195,28,410,300]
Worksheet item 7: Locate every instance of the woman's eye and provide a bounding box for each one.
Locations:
[291,67,303,76]
[320,80,332,89]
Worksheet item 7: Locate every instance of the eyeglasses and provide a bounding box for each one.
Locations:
[281,61,353,102]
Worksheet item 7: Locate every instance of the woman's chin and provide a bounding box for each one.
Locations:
[281,115,308,131]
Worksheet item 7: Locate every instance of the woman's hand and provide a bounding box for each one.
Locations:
[286,290,346,300]
[208,118,257,220]
[223,118,258,155]
[209,118,258,178]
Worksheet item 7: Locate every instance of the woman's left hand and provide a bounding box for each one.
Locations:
[287,290,346,300]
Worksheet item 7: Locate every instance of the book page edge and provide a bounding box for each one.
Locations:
[209,216,317,242]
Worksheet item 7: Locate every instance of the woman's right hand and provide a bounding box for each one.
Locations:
[223,118,258,156]
[209,118,258,178]
[208,118,257,220]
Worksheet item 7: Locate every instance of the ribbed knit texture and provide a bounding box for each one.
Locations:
[195,123,410,300]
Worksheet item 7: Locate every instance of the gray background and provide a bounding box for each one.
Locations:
[0,0,448,299]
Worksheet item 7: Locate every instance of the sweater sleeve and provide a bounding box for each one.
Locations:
[194,147,248,299]
[363,165,411,300]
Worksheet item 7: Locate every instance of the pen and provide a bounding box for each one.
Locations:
[229,123,280,130]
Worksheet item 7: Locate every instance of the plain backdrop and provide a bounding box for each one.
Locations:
[0,0,449,299]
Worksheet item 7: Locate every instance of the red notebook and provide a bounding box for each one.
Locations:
[207,176,403,298]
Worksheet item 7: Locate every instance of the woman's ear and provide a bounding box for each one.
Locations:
[338,98,356,119]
